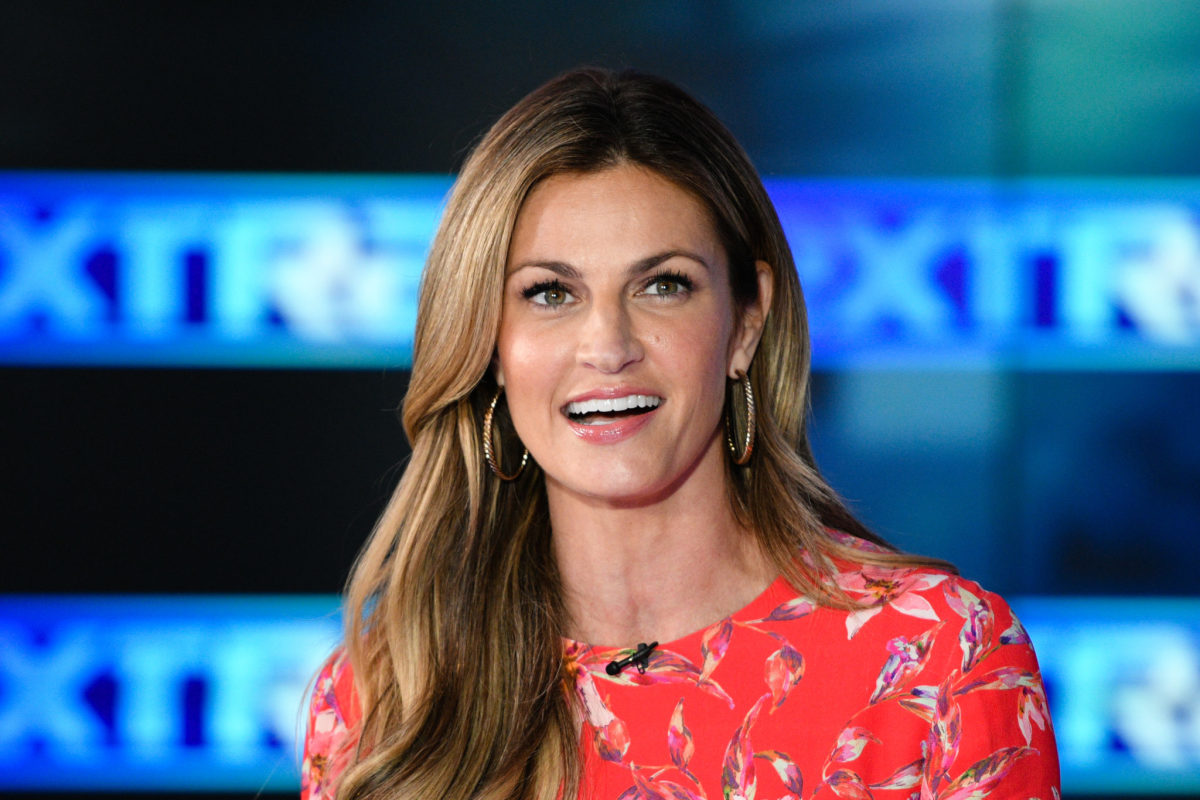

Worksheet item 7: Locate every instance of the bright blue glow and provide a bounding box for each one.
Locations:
[0,595,341,791]
[1,172,1200,368]
[0,595,1197,792]
[1012,597,1200,795]
[0,172,450,369]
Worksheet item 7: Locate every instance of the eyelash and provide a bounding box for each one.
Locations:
[643,270,694,296]
[519,271,695,306]
[521,280,572,305]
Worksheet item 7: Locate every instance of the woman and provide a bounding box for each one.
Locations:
[302,68,1059,800]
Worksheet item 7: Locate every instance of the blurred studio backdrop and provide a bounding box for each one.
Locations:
[2,1,1199,798]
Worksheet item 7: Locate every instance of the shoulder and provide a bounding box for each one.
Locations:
[819,534,1060,795]
[309,647,360,727]
[301,648,361,800]
[824,532,1031,650]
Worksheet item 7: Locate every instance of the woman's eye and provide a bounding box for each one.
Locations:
[643,274,692,296]
[524,282,574,306]
[539,288,570,305]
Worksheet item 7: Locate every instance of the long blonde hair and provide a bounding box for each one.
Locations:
[335,68,952,800]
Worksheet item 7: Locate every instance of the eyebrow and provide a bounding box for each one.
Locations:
[509,249,712,278]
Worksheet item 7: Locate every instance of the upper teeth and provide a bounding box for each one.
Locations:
[566,394,661,416]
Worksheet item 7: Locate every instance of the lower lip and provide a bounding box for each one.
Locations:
[565,407,659,443]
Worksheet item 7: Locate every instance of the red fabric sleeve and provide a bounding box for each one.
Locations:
[918,582,1060,799]
[301,649,360,800]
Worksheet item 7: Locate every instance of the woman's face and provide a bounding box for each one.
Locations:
[495,164,770,508]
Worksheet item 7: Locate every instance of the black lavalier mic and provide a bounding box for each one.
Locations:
[605,641,658,675]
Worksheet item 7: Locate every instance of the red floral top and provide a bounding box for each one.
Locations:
[302,537,1060,800]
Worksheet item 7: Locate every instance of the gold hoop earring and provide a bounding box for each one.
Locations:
[483,387,529,481]
[726,370,756,466]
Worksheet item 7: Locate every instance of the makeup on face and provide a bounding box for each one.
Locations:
[495,165,745,506]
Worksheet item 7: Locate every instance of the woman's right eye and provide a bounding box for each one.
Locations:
[523,281,575,307]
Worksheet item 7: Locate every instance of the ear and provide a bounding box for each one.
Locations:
[492,355,505,388]
[728,260,774,378]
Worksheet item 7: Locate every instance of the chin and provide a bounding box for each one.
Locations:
[554,467,687,509]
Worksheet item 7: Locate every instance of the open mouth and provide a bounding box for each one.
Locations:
[564,394,662,426]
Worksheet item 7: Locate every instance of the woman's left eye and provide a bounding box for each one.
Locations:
[642,273,693,296]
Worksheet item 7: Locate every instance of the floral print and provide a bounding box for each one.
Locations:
[301,650,357,800]
[302,536,1059,800]
[566,544,1058,800]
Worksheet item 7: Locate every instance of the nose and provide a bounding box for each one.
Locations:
[576,297,644,373]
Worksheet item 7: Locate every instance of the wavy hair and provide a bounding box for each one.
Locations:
[334,68,952,800]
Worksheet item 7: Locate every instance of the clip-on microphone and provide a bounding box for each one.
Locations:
[605,641,658,675]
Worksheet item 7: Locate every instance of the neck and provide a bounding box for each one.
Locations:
[548,450,775,647]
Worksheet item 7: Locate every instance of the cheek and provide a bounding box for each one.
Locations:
[662,313,733,370]
[651,322,733,415]
[496,326,569,413]
[501,327,564,372]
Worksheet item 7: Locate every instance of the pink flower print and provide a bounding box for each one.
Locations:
[897,684,938,722]
[868,757,924,791]
[823,768,872,800]
[1000,616,1031,645]
[661,782,704,800]
[869,627,939,704]
[573,661,616,728]
[622,772,704,800]
[700,618,734,682]
[938,746,1036,800]
[955,666,1036,696]
[836,565,948,601]
[596,714,631,764]
[925,674,963,792]
[721,694,768,800]
[668,698,700,784]
[1017,684,1051,746]
[565,639,607,677]
[570,654,631,765]
[963,608,993,671]
[945,585,994,673]
[942,581,977,617]
[764,643,805,709]
[758,595,817,623]
[827,726,880,767]
[592,646,735,708]
[302,706,344,796]
[836,565,946,639]
[653,779,705,800]
[754,749,804,796]
[302,659,354,800]
[843,606,882,640]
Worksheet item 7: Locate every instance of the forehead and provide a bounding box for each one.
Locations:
[507,165,724,269]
